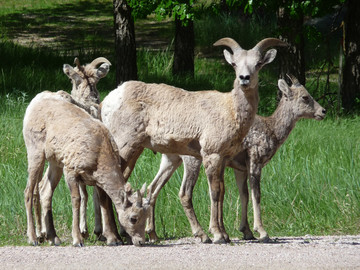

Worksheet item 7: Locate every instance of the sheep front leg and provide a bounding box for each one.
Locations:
[180,156,211,243]
[95,187,123,246]
[203,154,229,244]
[249,162,269,242]
[64,170,84,247]
[234,169,255,240]
[146,154,182,242]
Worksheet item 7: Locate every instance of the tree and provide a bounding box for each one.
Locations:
[113,0,137,85]
[130,0,195,76]
[277,2,305,85]
[341,0,360,112]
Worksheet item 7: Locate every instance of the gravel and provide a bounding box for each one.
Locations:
[1,235,359,270]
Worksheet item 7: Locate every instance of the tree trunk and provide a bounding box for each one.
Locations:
[341,0,360,113]
[113,0,137,86]
[172,17,194,77]
[277,5,305,86]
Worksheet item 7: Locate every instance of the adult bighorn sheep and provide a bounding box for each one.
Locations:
[100,37,287,243]
[145,75,326,242]
[23,91,151,247]
[32,57,112,244]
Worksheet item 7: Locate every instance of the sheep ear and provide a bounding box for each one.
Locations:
[261,49,277,66]
[278,79,293,98]
[63,64,82,85]
[96,63,110,79]
[223,49,235,67]
[119,190,132,209]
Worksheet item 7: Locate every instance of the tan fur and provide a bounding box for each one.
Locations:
[145,76,326,242]
[23,91,150,247]
[101,37,287,243]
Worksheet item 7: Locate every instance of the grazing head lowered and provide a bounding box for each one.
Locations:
[23,91,150,247]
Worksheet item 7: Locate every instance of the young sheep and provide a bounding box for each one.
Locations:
[32,57,112,244]
[145,75,326,242]
[100,37,287,243]
[23,91,151,247]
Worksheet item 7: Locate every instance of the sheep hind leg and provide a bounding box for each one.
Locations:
[146,154,183,242]
[180,156,211,243]
[24,155,45,246]
[234,169,255,240]
[79,183,89,239]
[249,164,269,242]
[39,164,63,246]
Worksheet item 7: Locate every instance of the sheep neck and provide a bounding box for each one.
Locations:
[266,97,298,144]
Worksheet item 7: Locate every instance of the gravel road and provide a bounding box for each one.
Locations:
[1,235,359,269]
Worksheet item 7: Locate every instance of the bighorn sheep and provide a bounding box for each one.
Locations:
[23,91,151,247]
[63,57,111,118]
[145,75,326,242]
[32,57,112,244]
[100,37,287,243]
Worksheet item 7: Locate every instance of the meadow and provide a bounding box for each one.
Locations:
[0,0,359,246]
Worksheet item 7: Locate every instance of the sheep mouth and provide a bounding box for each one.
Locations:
[314,114,325,120]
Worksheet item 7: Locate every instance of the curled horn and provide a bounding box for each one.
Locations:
[213,37,242,53]
[286,74,301,86]
[253,38,288,53]
[89,57,111,68]
[136,189,142,207]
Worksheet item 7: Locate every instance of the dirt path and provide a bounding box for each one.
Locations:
[1,235,359,269]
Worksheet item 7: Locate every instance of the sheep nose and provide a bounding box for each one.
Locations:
[239,75,250,80]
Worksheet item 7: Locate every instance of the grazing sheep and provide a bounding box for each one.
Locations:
[145,75,326,242]
[100,37,287,243]
[23,91,151,247]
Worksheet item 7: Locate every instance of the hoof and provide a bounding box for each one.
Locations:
[49,236,62,246]
[147,231,159,243]
[74,242,85,247]
[81,231,89,239]
[259,235,271,243]
[213,237,227,244]
[29,240,39,246]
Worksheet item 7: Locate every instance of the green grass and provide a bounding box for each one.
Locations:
[1,96,359,245]
[0,0,359,246]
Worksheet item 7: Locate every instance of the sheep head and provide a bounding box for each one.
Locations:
[63,57,111,105]
[117,183,152,246]
[278,74,326,121]
[214,37,287,91]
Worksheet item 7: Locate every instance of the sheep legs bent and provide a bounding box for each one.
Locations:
[203,154,229,244]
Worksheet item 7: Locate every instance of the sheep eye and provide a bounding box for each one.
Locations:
[302,96,310,103]
[231,62,237,67]
[255,61,263,68]
[130,217,138,224]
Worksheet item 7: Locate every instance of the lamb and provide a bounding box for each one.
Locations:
[32,57,112,244]
[100,37,287,243]
[23,91,151,247]
[63,57,111,118]
[145,75,326,242]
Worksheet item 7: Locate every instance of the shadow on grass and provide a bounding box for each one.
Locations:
[0,1,173,53]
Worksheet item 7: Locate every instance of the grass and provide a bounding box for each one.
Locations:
[0,0,359,246]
